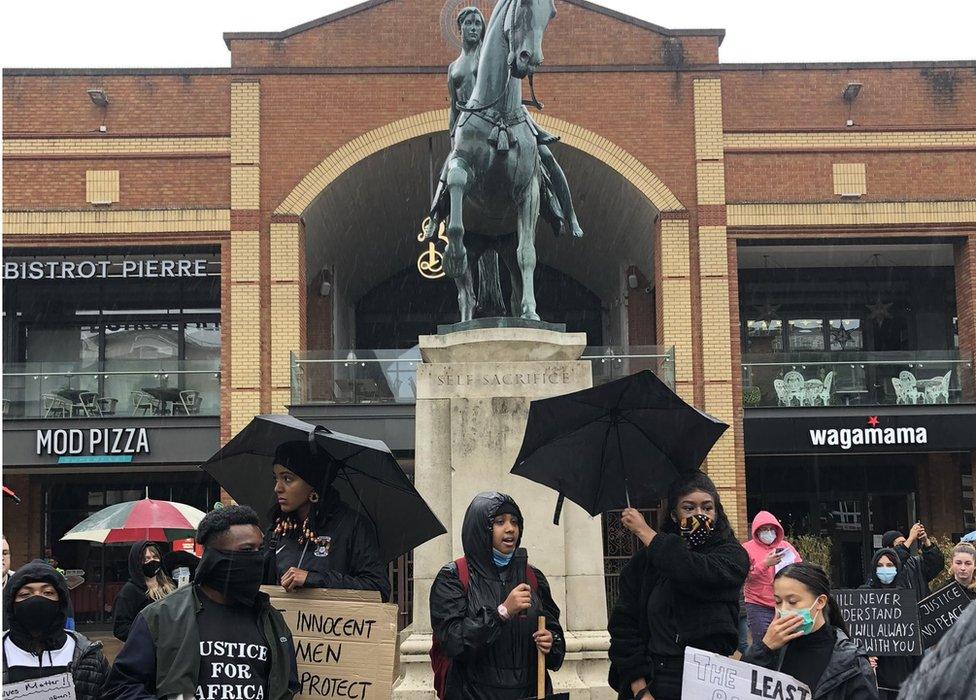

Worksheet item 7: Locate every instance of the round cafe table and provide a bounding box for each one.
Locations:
[141,387,183,414]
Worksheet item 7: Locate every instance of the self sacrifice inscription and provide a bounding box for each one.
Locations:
[435,368,573,388]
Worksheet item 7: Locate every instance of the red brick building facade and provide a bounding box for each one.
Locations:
[4,0,976,591]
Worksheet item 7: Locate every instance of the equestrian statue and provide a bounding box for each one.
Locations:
[423,0,583,322]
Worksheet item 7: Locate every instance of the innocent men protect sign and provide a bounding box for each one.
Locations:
[681,647,812,700]
[262,586,398,700]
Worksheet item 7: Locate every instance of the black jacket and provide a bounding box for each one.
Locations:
[2,561,110,700]
[896,600,976,699]
[430,492,566,700]
[607,528,749,698]
[2,630,110,700]
[890,542,944,601]
[102,585,299,700]
[112,540,154,641]
[743,627,879,700]
[860,548,920,697]
[263,490,391,601]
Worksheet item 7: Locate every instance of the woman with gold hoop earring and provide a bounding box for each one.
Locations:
[264,441,391,600]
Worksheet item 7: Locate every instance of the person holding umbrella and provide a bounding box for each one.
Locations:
[265,440,390,601]
[608,472,749,700]
[111,541,175,641]
[429,492,565,699]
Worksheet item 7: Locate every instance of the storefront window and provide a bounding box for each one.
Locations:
[2,250,221,418]
[745,320,783,352]
[829,319,863,351]
[788,319,825,350]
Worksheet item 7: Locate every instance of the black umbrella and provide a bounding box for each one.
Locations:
[200,414,445,563]
[511,370,728,523]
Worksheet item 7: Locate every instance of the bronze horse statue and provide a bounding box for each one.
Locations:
[427,0,560,322]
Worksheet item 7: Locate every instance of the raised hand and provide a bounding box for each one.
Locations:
[762,613,805,651]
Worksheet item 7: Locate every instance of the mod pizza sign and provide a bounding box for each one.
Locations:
[36,428,150,463]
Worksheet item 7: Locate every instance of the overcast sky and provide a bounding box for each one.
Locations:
[1,0,974,68]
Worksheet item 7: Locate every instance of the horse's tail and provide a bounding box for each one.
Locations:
[476,249,506,317]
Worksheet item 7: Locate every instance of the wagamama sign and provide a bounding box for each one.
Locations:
[809,416,927,451]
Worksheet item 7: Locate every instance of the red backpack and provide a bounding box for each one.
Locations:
[430,557,539,699]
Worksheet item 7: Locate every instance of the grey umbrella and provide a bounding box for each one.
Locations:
[200,414,445,562]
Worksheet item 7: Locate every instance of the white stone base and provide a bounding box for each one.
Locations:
[393,328,612,699]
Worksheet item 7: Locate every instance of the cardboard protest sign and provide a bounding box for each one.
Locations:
[262,586,398,700]
[918,581,972,648]
[2,672,76,700]
[681,647,812,700]
[833,588,921,656]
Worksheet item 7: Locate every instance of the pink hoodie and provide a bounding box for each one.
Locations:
[742,511,802,608]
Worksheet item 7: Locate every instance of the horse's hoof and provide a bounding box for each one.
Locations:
[522,311,541,321]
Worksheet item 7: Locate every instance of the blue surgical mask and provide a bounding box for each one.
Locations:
[778,606,819,635]
[492,548,514,567]
[876,566,898,584]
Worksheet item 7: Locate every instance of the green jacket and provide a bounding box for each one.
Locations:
[122,585,298,700]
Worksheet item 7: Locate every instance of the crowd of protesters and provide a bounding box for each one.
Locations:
[3,452,975,700]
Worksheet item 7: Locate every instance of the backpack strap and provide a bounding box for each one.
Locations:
[455,557,470,592]
[454,557,537,592]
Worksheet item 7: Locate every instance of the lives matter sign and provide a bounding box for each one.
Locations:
[2,672,76,700]
[918,582,972,648]
[833,588,921,656]
[681,647,812,700]
[262,586,398,700]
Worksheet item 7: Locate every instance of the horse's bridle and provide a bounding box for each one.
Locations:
[455,0,544,115]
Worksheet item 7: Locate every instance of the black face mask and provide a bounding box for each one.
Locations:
[195,548,266,607]
[11,595,66,648]
[142,560,162,577]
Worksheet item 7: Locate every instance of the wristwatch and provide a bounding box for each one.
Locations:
[634,689,650,700]
[497,604,511,620]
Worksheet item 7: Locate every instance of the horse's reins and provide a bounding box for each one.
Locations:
[456,0,544,115]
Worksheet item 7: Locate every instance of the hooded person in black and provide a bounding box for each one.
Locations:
[112,540,174,641]
[608,472,749,700]
[263,441,390,601]
[430,492,566,699]
[2,560,109,700]
[879,526,944,601]
[860,547,920,699]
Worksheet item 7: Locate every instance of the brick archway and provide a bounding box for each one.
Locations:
[274,108,686,216]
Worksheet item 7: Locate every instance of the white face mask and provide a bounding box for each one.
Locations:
[758,529,777,545]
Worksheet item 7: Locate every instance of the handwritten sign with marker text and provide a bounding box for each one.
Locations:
[2,673,77,700]
[833,588,921,656]
[918,582,971,648]
[262,586,398,700]
[681,647,811,700]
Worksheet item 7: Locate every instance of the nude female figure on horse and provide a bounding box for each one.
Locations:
[434,5,583,243]
[422,1,582,321]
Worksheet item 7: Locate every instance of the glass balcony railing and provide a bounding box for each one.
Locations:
[2,360,221,419]
[741,351,974,408]
[291,346,675,405]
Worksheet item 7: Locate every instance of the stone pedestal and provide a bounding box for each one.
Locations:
[393,328,613,699]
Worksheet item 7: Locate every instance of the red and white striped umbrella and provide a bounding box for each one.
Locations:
[61,498,206,544]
